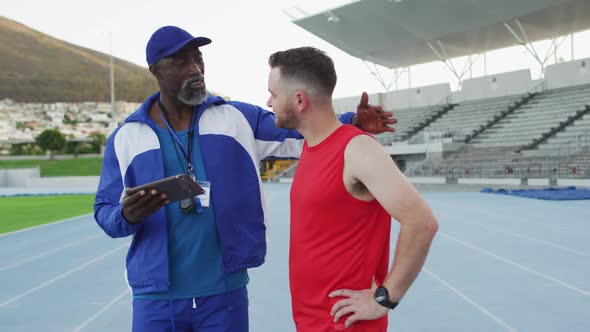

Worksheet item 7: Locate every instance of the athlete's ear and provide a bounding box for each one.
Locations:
[294,90,309,113]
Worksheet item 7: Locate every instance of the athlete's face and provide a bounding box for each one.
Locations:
[267,67,300,129]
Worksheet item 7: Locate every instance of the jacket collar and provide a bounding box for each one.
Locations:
[125,91,228,124]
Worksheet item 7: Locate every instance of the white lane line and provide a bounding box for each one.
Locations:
[0,243,128,307]
[439,232,590,297]
[424,268,519,332]
[0,235,102,271]
[72,288,131,332]
[0,213,93,238]
[468,222,590,258]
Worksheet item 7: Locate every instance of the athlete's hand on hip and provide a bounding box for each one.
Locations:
[122,189,169,224]
[354,91,397,134]
[328,278,389,328]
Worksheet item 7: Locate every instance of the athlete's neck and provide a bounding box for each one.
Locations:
[298,106,341,147]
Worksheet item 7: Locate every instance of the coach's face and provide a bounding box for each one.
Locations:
[151,44,207,106]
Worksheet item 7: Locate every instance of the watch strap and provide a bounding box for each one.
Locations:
[374,286,399,310]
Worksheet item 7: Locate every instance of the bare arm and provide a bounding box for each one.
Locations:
[329,135,438,327]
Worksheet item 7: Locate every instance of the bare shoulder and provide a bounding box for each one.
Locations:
[343,134,399,195]
[344,134,390,169]
[345,134,382,154]
[343,135,383,199]
[344,134,430,222]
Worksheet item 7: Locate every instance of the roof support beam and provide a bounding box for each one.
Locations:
[504,21,543,67]
[427,40,479,87]
[504,20,569,77]
[571,33,575,61]
[545,35,569,64]
[515,20,543,62]
[361,60,411,108]
[484,52,488,76]
[362,60,396,93]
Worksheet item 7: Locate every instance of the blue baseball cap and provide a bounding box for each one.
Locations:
[146,26,212,65]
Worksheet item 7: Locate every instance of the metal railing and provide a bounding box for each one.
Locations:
[551,128,590,157]
[406,149,590,179]
[407,158,589,179]
[405,127,471,144]
[397,95,455,141]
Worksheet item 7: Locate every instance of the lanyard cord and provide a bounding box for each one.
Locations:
[168,131,187,174]
[158,100,198,176]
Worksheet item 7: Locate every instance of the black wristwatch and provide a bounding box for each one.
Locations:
[374,286,399,310]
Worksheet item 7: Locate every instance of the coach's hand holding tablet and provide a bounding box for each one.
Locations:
[122,174,205,224]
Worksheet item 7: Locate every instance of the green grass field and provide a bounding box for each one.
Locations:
[0,158,103,176]
[0,194,95,234]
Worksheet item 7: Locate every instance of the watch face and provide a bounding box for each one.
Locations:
[375,287,387,303]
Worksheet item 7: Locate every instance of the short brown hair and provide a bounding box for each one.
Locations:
[268,47,337,97]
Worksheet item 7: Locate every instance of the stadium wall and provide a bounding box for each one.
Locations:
[332,58,590,114]
[545,57,590,89]
[0,167,99,189]
[333,93,380,114]
[25,176,99,188]
[333,84,453,113]
[383,83,451,110]
[452,69,535,102]
[0,168,39,186]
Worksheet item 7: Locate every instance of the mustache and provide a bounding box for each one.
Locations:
[182,75,204,86]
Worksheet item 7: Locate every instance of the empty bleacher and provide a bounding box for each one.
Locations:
[422,94,524,142]
[277,79,590,182]
[400,82,590,180]
[469,84,590,149]
[374,105,435,145]
[535,114,590,152]
[409,147,590,179]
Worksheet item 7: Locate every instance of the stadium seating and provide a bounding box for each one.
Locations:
[399,83,590,180]
[373,104,448,145]
[274,82,590,182]
[469,84,590,149]
[423,95,523,142]
[535,113,590,152]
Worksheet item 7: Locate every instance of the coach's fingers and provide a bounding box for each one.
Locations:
[129,191,167,216]
[123,189,147,204]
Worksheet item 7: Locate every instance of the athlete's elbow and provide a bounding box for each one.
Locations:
[425,215,439,238]
[418,213,438,239]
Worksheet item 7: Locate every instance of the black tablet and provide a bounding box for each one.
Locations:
[125,174,205,203]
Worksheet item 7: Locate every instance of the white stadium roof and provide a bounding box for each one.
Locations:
[292,0,590,68]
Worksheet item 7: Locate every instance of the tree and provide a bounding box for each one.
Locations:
[35,129,66,159]
[9,143,26,155]
[88,133,106,153]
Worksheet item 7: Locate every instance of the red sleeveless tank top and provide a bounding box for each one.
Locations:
[289,124,390,331]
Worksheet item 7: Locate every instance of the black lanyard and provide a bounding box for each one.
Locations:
[158,100,198,179]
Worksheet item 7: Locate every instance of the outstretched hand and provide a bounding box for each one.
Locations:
[328,278,389,328]
[355,92,397,134]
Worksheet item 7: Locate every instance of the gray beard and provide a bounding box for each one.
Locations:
[177,78,208,106]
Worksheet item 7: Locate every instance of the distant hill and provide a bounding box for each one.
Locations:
[0,16,158,103]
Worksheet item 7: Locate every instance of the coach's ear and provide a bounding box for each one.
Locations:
[149,64,162,80]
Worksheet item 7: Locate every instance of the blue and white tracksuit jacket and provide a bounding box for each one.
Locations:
[93,92,356,296]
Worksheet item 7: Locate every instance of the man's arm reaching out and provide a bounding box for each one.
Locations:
[329,134,439,328]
